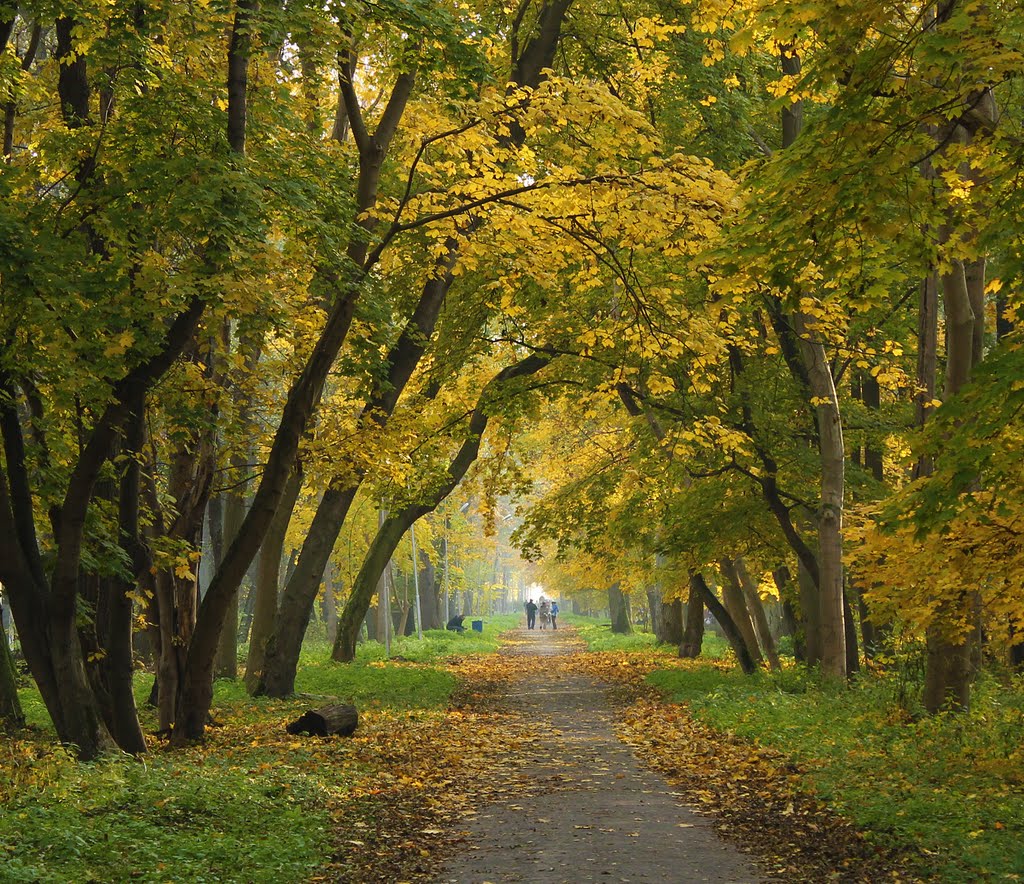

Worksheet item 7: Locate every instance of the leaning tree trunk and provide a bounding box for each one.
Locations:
[720,559,763,668]
[689,572,757,675]
[171,0,411,743]
[734,557,781,672]
[334,516,418,662]
[329,354,551,667]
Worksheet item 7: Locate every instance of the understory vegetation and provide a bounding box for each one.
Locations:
[4,619,1023,882]
[2,623,510,884]
[582,620,1024,883]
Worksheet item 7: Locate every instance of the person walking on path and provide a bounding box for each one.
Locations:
[550,600,559,630]
[525,598,538,629]
[538,598,551,630]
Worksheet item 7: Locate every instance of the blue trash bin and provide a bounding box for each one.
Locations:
[471,620,483,633]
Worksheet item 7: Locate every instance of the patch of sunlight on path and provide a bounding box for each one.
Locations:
[436,627,763,883]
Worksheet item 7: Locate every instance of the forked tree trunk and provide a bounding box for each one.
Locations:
[172,7,413,743]
[734,558,781,671]
[720,559,763,668]
[330,355,551,666]
[258,10,574,693]
[689,572,757,674]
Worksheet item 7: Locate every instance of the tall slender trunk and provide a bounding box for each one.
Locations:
[924,250,980,712]
[244,469,302,692]
[214,486,241,678]
[797,556,822,666]
[323,560,339,645]
[775,45,847,681]
[792,315,847,680]
[174,0,419,742]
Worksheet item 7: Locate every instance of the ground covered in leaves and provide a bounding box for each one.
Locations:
[5,623,1021,882]
[327,633,921,883]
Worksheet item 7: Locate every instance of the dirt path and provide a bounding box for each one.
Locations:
[436,628,762,883]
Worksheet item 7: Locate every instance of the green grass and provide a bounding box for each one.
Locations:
[349,614,521,663]
[3,622,504,884]
[0,747,333,884]
[565,613,732,658]
[647,664,1024,882]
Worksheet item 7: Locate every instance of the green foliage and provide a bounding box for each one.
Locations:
[647,665,1024,881]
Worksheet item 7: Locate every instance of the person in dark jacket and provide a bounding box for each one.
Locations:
[524,598,538,629]
[446,614,466,633]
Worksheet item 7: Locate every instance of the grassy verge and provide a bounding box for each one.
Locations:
[2,622,510,884]
[647,664,1024,881]
[566,613,731,658]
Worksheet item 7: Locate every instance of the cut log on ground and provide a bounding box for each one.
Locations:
[286,704,358,737]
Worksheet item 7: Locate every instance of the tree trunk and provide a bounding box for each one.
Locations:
[0,604,24,731]
[171,10,417,743]
[334,516,419,662]
[101,399,148,753]
[792,316,847,681]
[244,469,301,693]
[843,581,860,675]
[608,583,632,634]
[215,478,244,680]
[328,354,550,666]
[913,272,940,479]
[734,557,781,671]
[649,585,683,645]
[258,486,359,694]
[419,552,440,631]
[679,577,704,658]
[924,249,981,712]
[689,572,757,674]
[323,560,339,645]
[720,559,763,667]
[797,556,822,666]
